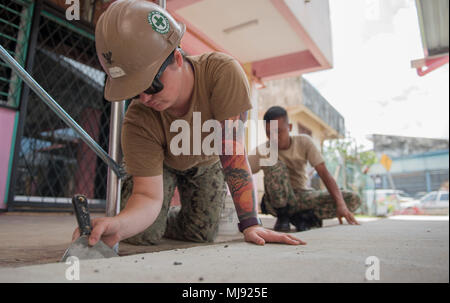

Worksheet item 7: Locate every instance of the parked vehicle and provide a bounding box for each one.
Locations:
[396,190,415,203]
[400,191,449,215]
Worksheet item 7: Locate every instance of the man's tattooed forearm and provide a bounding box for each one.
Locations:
[223,167,251,196]
[219,114,257,221]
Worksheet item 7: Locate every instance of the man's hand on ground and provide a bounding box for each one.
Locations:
[71,216,122,248]
[243,225,307,246]
[336,204,360,225]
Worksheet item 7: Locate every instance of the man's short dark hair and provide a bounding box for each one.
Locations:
[263,106,288,123]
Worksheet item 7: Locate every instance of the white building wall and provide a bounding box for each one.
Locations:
[284,0,333,66]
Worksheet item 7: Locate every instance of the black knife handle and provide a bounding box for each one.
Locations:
[72,194,92,236]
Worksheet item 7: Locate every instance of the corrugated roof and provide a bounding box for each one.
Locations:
[416,0,449,56]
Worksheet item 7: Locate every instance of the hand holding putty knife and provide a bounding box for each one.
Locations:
[61,195,119,262]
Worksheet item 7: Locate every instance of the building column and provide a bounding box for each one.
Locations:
[425,171,431,192]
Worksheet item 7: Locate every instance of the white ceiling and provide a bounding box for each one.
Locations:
[177,0,308,63]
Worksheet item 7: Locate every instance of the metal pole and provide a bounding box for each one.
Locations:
[387,172,396,190]
[0,44,125,179]
[159,0,166,10]
[106,102,124,217]
[106,101,124,253]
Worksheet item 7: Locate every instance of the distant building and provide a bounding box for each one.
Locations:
[368,134,449,158]
[256,77,345,148]
[368,134,449,196]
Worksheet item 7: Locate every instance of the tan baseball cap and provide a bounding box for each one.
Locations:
[95,0,186,101]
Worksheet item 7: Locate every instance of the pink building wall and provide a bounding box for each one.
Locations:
[0,108,17,210]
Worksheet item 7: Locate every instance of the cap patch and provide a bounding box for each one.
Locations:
[109,66,126,78]
[148,11,170,34]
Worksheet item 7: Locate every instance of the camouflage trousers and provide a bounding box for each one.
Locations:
[120,161,228,245]
[262,160,361,220]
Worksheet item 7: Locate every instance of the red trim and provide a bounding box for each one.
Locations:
[252,50,320,79]
[416,55,449,77]
[167,0,203,11]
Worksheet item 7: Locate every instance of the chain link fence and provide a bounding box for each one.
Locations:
[1,2,111,210]
[323,158,375,215]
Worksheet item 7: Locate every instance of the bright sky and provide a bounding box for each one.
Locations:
[303,0,449,149]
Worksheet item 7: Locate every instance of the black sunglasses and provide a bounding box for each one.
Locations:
[132,54,173,99]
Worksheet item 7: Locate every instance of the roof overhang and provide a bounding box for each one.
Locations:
[411,0,449,76]
[165,0,333,80]
[287,105,343,140]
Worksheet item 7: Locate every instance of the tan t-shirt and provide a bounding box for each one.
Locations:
[248,135,325,190]
[122,52,252,176]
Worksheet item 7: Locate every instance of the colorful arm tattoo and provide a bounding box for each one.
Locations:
[219,112,258,221]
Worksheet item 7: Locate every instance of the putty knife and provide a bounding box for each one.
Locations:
[61,195,119,262]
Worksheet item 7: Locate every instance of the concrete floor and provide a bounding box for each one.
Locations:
[0,214,448,282]
[0,211,335,267]
[0,211,247,268]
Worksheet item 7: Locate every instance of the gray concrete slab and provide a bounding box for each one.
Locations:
[0,212,247,267]
[0,216,448,283]
[0,212,342,268]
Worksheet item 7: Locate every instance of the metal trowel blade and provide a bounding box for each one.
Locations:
[61,235,118,262]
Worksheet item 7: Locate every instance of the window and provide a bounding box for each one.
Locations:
[439,193,449,202]
[421,193,437,202]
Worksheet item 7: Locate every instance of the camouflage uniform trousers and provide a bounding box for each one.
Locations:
[261,160,361,220]
[120,161,228,245]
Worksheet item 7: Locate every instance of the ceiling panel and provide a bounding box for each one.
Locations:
[177,0,308,62]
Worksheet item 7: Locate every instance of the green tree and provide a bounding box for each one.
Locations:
[323,134,378,214]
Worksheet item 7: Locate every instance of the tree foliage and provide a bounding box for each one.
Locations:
[324,133,378,174]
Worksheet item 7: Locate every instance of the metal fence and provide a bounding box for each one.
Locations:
[2,1,110,211]
[323,158,375,215]
[372,169,449,197]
